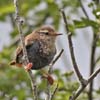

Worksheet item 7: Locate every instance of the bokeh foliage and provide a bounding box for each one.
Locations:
[0,0,100,100]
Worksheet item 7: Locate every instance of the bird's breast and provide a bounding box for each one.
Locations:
[26,40,56,70]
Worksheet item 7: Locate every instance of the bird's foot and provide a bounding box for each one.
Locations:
[42,74,54,85]
[25,62,33,71]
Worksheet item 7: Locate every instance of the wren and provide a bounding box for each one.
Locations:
[10,26,62,84]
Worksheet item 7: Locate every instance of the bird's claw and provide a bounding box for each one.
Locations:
[25,62,33,71]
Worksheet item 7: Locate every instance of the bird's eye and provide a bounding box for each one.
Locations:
[45,32,49,35]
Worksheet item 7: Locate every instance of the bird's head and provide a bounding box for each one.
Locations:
[36,26,62,42]
[24,25,62,46]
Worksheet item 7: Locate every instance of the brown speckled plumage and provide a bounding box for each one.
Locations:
[10,26,62,70]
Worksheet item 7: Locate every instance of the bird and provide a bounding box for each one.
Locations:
[10,25,62,85]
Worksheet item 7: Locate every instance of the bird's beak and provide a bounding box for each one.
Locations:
[51,33,62,36]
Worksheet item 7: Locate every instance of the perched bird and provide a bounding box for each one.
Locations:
[10,25,62,84]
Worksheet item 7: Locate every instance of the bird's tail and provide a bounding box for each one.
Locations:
[9,60,16,65]
[9,60,23,67]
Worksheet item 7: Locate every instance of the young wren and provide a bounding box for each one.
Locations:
[10,26,62,84]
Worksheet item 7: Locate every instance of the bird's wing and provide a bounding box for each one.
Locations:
[10,46,23,65]
[24,32,37,46]
[16,33,35,56]
[16,46,23,55]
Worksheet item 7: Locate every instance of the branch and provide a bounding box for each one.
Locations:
[60,9,86,85]
[46,49,64,100]
[89,31,97,100]
[60,8,100,100]
[60,2,100,100]
[69,67,100,100]
[50,83,59,100]
[49,49,64,73]
[13,0,38,100]
[93,0,100,4]
[79,1,98,100]
[95,56,100,65]
[79,0,89,19]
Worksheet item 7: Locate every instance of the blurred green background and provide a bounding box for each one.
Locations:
[0,0,100,100]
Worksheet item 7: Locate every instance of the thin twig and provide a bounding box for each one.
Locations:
[50,83,59,100]
[79,0,98,100]
[95,56,100,65]
[49,49,64,73]
[93,0,100,4]
[88,68,100,83]
[69,67,100,100]
[89,33,97,100]
[79,0,89,19]
[13,0,38,100]
[46,82,51,100]
[60,8,100,100]
[60,9,86,85]
[46,49,64,100]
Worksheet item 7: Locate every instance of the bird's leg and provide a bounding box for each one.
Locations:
[25,62,33,71]
[41,69,54,85]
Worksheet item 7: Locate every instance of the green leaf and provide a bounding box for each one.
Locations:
[62,71,74,77]
[0,4,14,16]
[93,8,100,19]
[88,2,94,8]
[96,39,100,46]
[74,20,87,28]
[68,24,75,33]
[74,18,99,29]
